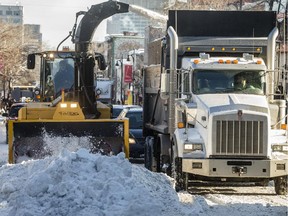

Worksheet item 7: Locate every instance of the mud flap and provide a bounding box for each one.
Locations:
[8,119,129,163]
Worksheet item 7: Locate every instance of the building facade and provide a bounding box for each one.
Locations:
[0,4,23,24]
[24,24,42,52]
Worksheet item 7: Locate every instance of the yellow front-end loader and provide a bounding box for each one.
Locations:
[7,1,130,163]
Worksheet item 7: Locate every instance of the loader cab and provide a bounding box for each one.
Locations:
[27,51,75,101]
[27,51,107,102]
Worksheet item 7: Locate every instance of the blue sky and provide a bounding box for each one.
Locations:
[1,0,108,48]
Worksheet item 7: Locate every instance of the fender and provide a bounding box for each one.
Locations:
[157,134,170,156]
[174,128,205,158]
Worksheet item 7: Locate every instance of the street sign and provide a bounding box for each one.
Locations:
[124,64,133,83]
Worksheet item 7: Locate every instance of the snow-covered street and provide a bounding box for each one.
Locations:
[0,122,287,216]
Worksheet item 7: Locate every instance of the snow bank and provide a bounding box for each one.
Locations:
[0,149,196,216]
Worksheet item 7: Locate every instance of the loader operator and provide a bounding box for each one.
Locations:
[54,60,74,97]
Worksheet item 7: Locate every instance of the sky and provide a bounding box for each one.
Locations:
[0,121,287,216]
[0,0,109,48]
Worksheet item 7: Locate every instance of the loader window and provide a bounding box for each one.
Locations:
[193,70,264,95]
[43,58,75,99]
[53,59,74,97]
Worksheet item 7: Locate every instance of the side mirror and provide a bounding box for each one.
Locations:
[27,54,36,69]
[95,53,107,71]
[2,113,8,117]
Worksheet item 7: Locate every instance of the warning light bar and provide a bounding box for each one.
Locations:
[184,46,262,54]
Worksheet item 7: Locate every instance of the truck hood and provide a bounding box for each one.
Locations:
[195,94,269,114]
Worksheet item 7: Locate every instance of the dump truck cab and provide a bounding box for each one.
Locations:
[143,10,288,195]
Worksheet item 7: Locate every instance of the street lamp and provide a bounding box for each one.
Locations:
[115,59,123,104]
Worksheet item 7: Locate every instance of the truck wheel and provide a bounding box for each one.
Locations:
[144,137,153,170]
[172,156,187,192]
[274,176,288,195]
[171,141,187,191]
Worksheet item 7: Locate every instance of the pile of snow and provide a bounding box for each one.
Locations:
[0,149,195,216]
[0,123,287,216]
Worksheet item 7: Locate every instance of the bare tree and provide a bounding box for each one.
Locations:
[0,21,37,98]
[163,0,274,11]
[163,0,238,11]
[116,41,143,59]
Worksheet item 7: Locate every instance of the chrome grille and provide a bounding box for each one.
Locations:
[215,120,264,155]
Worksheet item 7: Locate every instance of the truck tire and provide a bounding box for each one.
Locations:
[144,137,154,170]
[172,157,188,192]
[171,142,187,191]
[274,176,288,195]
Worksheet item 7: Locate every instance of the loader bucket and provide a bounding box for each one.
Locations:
[7,118,129,163]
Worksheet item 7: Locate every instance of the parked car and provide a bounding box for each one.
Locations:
[118,106,144,158]
[2,102,27,121]
[111,104,141,118]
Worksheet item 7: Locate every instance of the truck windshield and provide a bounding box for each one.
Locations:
[192,70,264,95]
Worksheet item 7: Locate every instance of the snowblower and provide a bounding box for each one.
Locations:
[7,0,130,163]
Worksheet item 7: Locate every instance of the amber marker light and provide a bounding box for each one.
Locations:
[178,122,185,128]
[281,124,287,130]
[256,60,262,64]
[193,59,200,64]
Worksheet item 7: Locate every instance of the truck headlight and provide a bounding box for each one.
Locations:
[184,143,203,151]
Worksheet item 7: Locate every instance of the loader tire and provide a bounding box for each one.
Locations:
[274,176,288,195]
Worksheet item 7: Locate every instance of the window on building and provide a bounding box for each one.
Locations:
[6,10,12,15]
[14,11,20,16]
[0,11,2,15]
